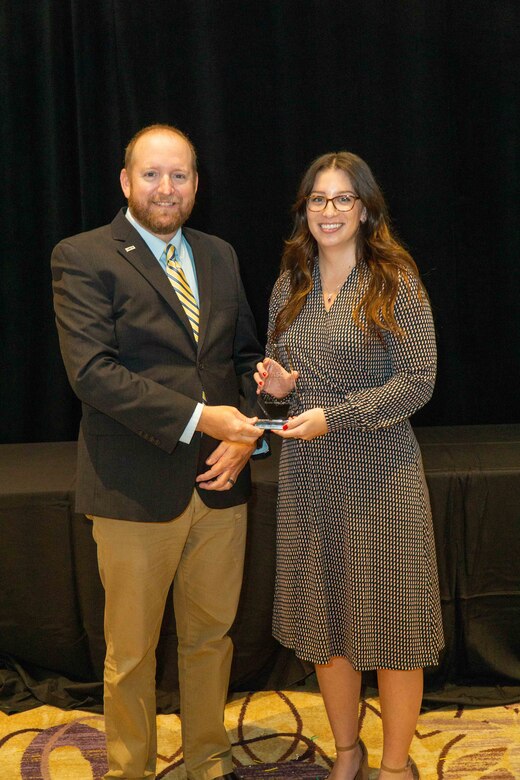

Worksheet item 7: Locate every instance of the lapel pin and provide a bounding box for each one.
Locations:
[125,245,136,252]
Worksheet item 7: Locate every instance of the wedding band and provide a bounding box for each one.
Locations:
[227,477,235,486]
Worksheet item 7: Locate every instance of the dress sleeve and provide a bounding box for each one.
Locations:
[323,275,437,431]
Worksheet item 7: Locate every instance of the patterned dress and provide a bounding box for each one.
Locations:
[267,262,444,669]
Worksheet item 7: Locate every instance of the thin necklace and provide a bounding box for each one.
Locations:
[321,264,355,303]
[323,281,344,304]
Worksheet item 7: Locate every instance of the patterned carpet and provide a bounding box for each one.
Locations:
[1,688,519,780]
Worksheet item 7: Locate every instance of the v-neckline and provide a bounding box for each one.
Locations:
[317,263,357,313]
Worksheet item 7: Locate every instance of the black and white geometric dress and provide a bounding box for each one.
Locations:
[267,262,444,670]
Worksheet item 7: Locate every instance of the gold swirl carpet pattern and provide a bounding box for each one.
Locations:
[1,689,519,780]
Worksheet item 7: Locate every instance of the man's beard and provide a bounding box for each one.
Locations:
[128,194,194,237]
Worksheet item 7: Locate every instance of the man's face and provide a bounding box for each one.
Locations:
[120,131,198,241]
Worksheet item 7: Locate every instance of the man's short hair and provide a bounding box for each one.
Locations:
[124,124,198,173]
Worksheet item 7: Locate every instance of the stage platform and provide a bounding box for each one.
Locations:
[1,425,519,712]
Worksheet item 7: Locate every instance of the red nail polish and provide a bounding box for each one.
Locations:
[259,380,263,386]
[263,372,267,377]
[283,424,288,430]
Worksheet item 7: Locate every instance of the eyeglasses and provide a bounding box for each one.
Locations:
[306,193,360,212]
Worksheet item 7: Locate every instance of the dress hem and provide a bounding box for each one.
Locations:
[274,634,445,672]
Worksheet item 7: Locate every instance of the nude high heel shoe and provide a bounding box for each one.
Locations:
[379,757,419,779]
[335,738,369,780]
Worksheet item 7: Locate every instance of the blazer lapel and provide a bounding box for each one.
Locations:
[111,210,196,344]
[184,227,212,352]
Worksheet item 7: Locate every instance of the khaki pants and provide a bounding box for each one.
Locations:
[91,491,247,780]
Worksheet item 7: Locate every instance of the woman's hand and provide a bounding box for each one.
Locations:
[274,408,328,441]
[254,357,299,399]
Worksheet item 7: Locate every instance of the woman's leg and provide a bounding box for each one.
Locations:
[377,668,423,779]
[315,656,363,780]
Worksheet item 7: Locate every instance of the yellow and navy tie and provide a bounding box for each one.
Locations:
[165,244,206,403]
[165,244,199,342]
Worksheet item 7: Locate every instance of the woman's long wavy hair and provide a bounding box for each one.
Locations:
[272,151,424,342]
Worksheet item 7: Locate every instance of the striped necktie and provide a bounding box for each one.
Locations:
[165,244,199,342]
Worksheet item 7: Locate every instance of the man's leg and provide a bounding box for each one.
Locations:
[173,492,247,780]
[92,505,195,780]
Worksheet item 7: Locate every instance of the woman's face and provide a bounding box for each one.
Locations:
[306,167,366,255]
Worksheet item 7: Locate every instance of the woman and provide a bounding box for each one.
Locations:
[255,152,443,780]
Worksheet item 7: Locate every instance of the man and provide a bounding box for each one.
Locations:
[51,124,264,780]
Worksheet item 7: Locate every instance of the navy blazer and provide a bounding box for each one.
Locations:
[51,209,263,521]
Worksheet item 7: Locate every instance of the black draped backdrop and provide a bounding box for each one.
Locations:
[1,0,519,443]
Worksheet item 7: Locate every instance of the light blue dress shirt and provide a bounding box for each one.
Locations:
[125,209,203,442]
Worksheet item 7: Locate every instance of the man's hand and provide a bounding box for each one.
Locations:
[196,405,261,444]
[196,441,255,490]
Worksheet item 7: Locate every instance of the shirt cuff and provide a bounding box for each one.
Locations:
[180,403,204,444]
[253,437,269,456]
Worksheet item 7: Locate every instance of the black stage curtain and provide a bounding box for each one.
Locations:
[1,0,519,444]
